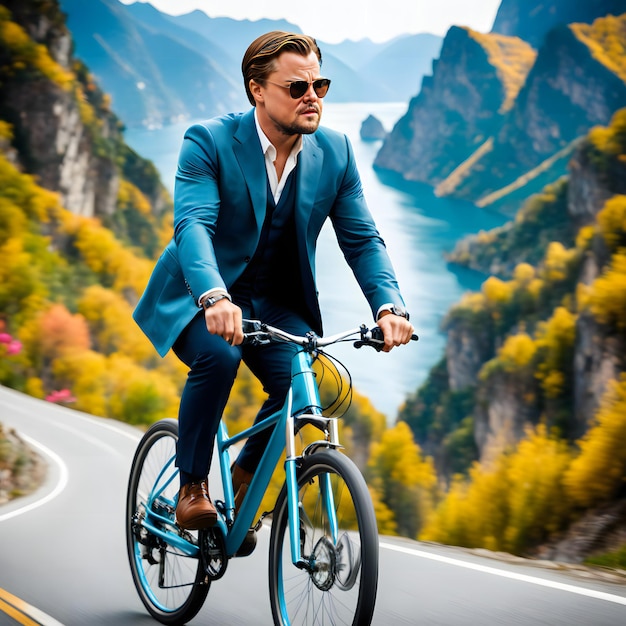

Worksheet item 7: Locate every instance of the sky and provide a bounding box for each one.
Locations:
[118,0,503,44]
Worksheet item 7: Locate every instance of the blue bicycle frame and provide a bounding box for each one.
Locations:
[137,344,342,570]
[217,347,340,566]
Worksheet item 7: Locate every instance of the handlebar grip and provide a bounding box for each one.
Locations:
[354,327,419,351]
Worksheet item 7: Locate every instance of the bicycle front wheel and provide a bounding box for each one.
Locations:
[268,449,379,626]
[126,418,209,625]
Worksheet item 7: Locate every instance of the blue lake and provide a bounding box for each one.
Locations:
[124,102,507,421]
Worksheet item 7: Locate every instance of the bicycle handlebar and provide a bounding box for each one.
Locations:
[241,319,418,352]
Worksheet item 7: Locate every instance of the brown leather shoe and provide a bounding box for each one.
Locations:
[231,463,254,514]
[175,480,217,530]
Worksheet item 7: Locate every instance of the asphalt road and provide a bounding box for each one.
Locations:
[1,385,625,625]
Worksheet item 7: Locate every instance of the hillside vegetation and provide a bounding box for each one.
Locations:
[0,1,435,531]
[400,109,626,562]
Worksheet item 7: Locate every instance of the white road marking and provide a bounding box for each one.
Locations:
[0,435,68,523]
[380,542,626,606]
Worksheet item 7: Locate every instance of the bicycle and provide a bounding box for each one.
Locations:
[126,319,418,625]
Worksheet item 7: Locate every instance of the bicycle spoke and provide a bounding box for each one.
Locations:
[126,420,209,625]
[269,450,378,626]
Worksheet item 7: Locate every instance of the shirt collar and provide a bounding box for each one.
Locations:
[254,108,303,160]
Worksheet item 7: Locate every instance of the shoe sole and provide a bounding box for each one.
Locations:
[176,510,218,530]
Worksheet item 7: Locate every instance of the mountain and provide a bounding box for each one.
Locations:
[400,108,626,560]
[57,0,443,128]
[0,0,120,218]
[375,9,626,214]
[491,0,626,48]
[59,0,244,128]
[327,34,444,103]
[162,10,303,66]
[320,38,383,69]
[374,26,536,188]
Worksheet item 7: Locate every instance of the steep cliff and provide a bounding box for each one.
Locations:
[60,0,245,129]
[0,0,120,218]
[453,15,626,207]
[0,0,169,253]
[400,107,626,483]
[377,12,626,214]
[491,0,626,48]
[374,26,535,185]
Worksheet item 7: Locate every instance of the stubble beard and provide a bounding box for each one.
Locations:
[276,106,321,136]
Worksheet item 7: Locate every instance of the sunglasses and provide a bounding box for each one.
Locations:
[265,78,331,99]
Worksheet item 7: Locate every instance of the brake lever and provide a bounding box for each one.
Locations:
[354,326,419,351]
[354,326,385,351]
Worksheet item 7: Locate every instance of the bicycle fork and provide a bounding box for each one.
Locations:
[284,388,341,571]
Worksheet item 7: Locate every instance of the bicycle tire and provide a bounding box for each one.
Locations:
[126,418,209,625]
[268,449,379,626]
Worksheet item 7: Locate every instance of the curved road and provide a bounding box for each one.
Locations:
[0,385,625,625]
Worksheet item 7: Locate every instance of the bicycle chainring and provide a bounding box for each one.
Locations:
[200,528,228,581]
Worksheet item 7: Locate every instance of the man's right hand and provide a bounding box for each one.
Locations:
[204,299,244,345]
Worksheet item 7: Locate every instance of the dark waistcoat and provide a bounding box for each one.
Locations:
[231,169,307,316]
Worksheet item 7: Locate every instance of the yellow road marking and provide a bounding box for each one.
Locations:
[0,588,64,625]
[0,596,39,625]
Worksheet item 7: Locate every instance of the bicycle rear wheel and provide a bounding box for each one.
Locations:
[126,418,209,625]
[268,449,379,626]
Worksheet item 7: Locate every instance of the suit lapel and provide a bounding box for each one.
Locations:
[296,134,323,230]
[233,110,267,231]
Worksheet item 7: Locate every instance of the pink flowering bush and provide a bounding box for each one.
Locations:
[0,332,22,356]
[44,389,76,404]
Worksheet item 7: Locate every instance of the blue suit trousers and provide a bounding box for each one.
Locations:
[172,300,310,480]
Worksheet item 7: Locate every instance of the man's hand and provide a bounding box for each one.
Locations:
[204,299,244,345]
[376,311,414,353]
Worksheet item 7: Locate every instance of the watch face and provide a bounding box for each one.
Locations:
[391,305,409,321]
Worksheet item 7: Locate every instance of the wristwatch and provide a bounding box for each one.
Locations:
[201,293,231,309]
[390,305,410,321]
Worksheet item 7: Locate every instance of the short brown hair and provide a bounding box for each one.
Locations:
[242,31,322,106]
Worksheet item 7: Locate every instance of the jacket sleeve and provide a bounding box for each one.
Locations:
[329,134,406,319]
[173,122,227,304]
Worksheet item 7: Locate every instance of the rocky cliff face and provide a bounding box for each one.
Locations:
[377,12,626,213]
[471,21,626,184]
[0,0,120,218]
[491,0,626,48]
[445,319,493,392]
[442,113,626,462]
[567,132,626,228]
[374,26,535,185]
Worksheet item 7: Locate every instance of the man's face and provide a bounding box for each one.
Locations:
[252,51,324,137]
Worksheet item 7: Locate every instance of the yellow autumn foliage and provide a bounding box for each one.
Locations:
[565,375,626,507]
[495,332,537,371]
[421,426,573,554]
[0,7,73,89]
[585,251,626,332]
[77,285,154,361]
[596,194,626,251]
[572,14,626,85]
[467,29,536,112]
[368,422,438,537]
[534,307,577,399]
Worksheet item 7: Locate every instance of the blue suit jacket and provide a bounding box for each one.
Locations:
[133,109,405,356]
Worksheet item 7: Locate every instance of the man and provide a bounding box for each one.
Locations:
[133,31,414,531]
